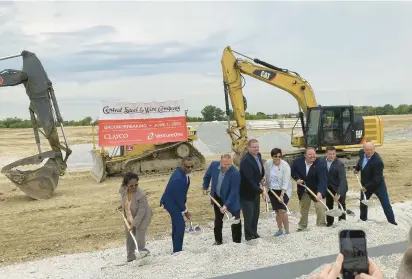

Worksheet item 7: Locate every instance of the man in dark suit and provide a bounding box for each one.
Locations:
[160,157,193,253]
[239,139,265,241]
[291,147,327,231]
[202,153,242,244]
[353,141,397,225]
[324,146,348,227]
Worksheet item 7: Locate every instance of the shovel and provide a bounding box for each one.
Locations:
[209,194,241,225]
[268,189,301,218]
[185,215,201,233]
[262,185,276,218]
[354,173,373,206]
[116,208,150,259]
[298,183,341,217]
[325,189,345,217]
[326,189,355,217]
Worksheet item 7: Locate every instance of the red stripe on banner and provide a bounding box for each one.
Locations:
[98,116,188,146]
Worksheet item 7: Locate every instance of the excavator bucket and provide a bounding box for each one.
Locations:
[90,150,107,183]
[1,152,61,200]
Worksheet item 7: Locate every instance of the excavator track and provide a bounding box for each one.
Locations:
[0,151,63,200]
[105,142,207,178]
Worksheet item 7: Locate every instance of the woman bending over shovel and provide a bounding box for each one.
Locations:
[119,172,153,262]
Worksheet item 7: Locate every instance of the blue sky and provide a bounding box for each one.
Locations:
[0,0,411,120]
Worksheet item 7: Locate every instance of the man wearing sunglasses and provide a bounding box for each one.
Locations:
[160,157,194,253]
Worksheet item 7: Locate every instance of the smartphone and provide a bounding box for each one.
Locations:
[339,229,369,279]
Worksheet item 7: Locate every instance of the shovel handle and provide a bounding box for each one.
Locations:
[354,173,363,188]
[208,194,231,220]
[269,188,283,203]
[269,188,293,214]
[117,208,132,230]
[327,189,346,212]
[262,185,270,211]
[116,208,138,249]
[299,183,330,211]
[354,173,368,200]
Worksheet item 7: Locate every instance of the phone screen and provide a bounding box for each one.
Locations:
[339,230,369,278]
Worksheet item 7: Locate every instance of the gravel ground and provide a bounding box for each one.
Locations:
[1,201,411,279]
[296,253,404,279]
[385,126,412,141]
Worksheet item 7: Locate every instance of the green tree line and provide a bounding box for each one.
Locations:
[1,104,411,128]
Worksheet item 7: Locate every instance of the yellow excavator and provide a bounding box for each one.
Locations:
[221,46,384,167]
[0,51,72,200]
[89,111,206,182]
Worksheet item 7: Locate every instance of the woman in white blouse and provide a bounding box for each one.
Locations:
[264,148,293,236]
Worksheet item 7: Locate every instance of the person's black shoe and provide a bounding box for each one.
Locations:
[327,223,333,227]
[213,241,222,245]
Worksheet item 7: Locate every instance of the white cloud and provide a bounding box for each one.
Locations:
[0,1,411,121]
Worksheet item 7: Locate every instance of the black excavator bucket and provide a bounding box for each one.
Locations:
[1,151,62,200]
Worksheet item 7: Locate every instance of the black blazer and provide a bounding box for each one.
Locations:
[324,158,348,197]
[239,152,265,200]
[291,156,327,201]
[354,149,385,193]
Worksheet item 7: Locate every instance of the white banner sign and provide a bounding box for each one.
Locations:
[99,99,186,120]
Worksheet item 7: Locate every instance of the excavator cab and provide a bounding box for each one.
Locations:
[304,105,364,149]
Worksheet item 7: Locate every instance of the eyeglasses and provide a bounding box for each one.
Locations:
[184,165,194,169]
[127,183,138,187]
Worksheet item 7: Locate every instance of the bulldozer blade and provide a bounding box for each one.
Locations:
[90,150,107,183]
[2,158,60,200]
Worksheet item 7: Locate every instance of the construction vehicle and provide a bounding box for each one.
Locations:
[221,46,384,168]
[89,111,206,182]
[0,51,72,200]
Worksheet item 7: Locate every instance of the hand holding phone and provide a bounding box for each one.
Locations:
[339,229,369,279]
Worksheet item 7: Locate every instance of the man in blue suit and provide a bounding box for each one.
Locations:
[291,147,327,231]
[160,157,194,253]
[353,141,397,225]
[202,153,242,244]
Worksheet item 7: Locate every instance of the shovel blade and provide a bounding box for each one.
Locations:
[361,199,373,206]
[186,225,201,233]
[225,217,241,225]
[326,209,344,217]
[90,150,107,183]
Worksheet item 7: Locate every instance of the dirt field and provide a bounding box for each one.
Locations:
[0,114,411,266]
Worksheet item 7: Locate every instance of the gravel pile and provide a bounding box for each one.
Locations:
[385,126,412,141]
[296,253,404,279]
[249,131,294,151]
[1,201,411,279]
[196,122,232,154]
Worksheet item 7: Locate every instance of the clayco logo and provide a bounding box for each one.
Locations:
[104,133,128,140]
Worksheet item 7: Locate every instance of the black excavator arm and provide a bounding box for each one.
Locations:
[0,51,72,200]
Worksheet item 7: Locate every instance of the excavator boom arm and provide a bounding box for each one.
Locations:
[0,51,72,200]
[221,46,318,163]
